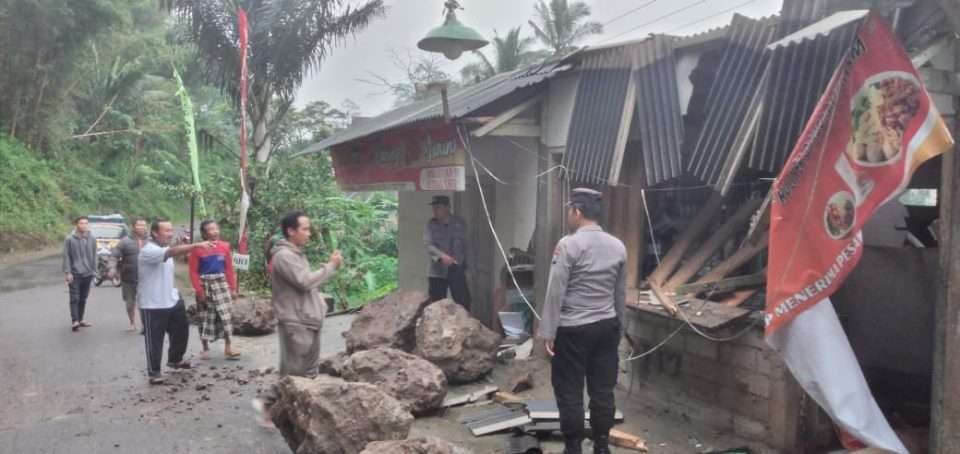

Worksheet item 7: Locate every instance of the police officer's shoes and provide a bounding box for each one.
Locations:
[592,435,612,454]
[563,438,583,454]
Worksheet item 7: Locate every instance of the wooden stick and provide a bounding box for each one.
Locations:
[673,271,766,296]
[493,391,523,404]
[609,428,649,451]
[696,230,769,284]
[722,288,760,307]
[649,281,679,316]
[665,198,763,289]
[648,192,724,286]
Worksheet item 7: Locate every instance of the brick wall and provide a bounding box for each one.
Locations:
[619,307,827,452]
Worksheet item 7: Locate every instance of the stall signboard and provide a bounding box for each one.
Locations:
[331,125,466,192]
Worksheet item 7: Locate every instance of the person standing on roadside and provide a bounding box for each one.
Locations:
[539,188,626,454]
[63,216,97,332]
[423,195,471,310]
[138,218,213,385]
[188,220,241,361]
[252,211,342,425]
[113,218,148,332]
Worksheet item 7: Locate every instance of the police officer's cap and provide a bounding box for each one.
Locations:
[568,188,602,206]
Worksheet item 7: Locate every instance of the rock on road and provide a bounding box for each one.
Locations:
[0,254,351,454]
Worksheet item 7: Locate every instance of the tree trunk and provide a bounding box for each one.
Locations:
[9,93,21,139]
[83,93,120,136]
[253,106,271,163]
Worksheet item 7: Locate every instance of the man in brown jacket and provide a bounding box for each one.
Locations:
[253,211,342,425]
[269,210,343,376]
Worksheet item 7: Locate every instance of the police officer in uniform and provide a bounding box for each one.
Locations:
[539,188,626,454]
[423,195,472,310]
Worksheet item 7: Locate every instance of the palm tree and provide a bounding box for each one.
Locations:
[460,26,549,83]
[528,0,603,56]
[158,0,385,163]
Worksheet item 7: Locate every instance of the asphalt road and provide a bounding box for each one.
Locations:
[0,254,351,454]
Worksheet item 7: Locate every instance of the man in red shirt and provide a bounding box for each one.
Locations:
[188,220,241,360]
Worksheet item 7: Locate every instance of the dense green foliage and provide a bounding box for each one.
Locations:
[0,0,397,307]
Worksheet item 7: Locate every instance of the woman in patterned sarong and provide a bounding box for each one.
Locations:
[189,220,241,360]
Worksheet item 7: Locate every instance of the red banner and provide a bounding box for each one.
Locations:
[237,8,250,254]
[330,124,466,192]
[766,14,954,335]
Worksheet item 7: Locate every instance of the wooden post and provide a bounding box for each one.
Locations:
[931,30,960,453]
[932,136,960,454]
[664,197,763,289]
[534,144,563,337]
[647,192,724,286]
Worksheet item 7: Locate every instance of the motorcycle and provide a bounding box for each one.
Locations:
[94,248,121,287]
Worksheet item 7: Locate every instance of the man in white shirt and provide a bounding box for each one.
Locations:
[138,219,213,384]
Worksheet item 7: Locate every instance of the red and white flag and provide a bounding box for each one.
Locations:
[237,8,251,255]
[767,13,953,452]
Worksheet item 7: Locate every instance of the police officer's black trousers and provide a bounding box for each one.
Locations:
[551,317,620,444]
[428,265,472,311]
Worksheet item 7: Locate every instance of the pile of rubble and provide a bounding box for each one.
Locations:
[270,291,503,454]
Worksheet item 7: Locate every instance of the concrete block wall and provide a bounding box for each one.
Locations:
[620,308,811,452]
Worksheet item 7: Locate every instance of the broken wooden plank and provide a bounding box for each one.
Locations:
[610,428,649,452]
[493,391,524,404]
[665,198,764,290]
[673,271,766,296]
[471,95,542,138]
[629,298,752,330]
[649,282,679,316]
[721,288,760,307]
[696,230,769,284]
[744,191,771,247]
[648,192,724,286]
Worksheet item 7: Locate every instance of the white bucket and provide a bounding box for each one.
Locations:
[498,311,527,338]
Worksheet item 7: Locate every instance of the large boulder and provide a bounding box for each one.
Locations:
[271,376,413,454]
[414,300,502,384]
[343,348,447,415]
[344,290,430,353]
[360,437,471,454]
[317,352,349,377]
[230,296,277,335]
[185,296,276,336]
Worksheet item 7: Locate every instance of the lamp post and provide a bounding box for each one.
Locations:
[417,0,488,61]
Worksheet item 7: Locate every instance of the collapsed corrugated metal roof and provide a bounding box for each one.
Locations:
[685,14,779,185]
[634,35,685,186]
[563,35,684,186]
[749,11,865,174]
[298,61,566,155]
[562,47,633,185]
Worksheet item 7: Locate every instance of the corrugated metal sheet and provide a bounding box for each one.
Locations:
[634,35,685,186]
[563,35,684,186]
[686,14,779,185]
[562,47,633,185]
[749,12,864,173]
[779,0,828,36]
[298,62,566,155]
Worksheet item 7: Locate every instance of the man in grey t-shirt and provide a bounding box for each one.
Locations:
[539,188,626,454]
[63,216,97,332]
[423,195,471,310]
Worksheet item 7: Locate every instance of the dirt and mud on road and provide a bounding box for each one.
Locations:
[0,255,757,454]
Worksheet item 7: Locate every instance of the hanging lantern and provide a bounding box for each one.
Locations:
[417,0,488,60]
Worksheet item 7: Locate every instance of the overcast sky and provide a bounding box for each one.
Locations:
[295,0,783,115]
